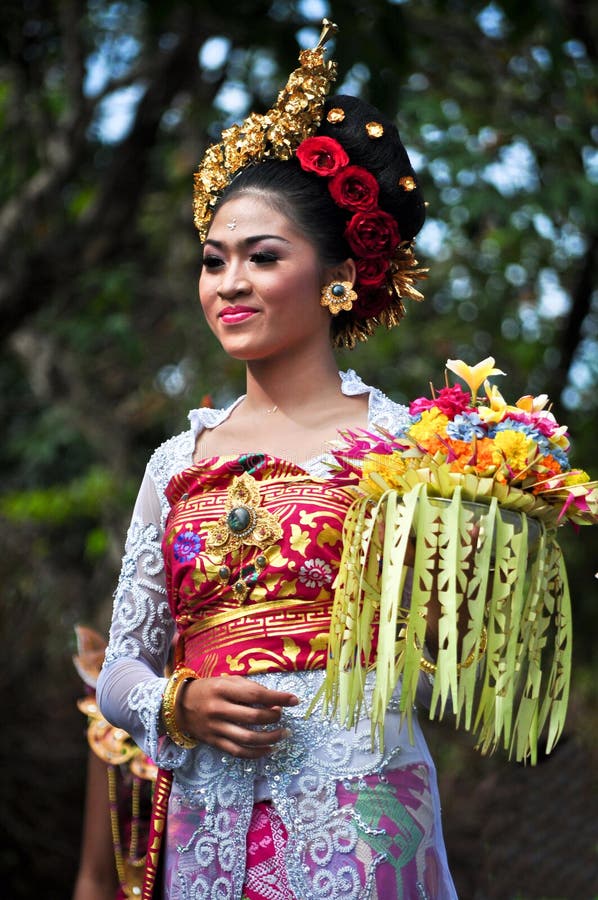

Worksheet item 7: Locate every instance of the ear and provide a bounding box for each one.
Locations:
[322,257,357,288]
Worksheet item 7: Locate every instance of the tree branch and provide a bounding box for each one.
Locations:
[0,21,209,342]
[559,233,598,378]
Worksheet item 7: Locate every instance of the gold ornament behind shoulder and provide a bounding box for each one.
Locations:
[193,20,339,241]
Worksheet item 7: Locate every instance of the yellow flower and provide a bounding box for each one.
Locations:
[409,408,449,444]
[563,469,590,486]
[516,393,549,413]
[446,356,505,401]
[491,430,535,473]
[551,427,570,451]
[362,452,408,490]
[477,383,511,424]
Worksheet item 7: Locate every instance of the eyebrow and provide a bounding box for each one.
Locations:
[203,234,291,249]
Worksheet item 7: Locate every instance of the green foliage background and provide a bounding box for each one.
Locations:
[1,1,597,896]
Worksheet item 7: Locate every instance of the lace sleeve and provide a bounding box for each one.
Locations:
[96,469,187,768]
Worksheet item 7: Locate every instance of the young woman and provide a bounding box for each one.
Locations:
[97,25,458,900]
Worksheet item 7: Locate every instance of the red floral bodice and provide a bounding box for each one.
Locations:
[163,453,358,677]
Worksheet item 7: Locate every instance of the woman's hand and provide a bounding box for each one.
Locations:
[175,676,299,759]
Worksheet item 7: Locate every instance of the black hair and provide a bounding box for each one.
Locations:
[213,94,425,260]
[317,95,425,242]
[214,157,351,268]
[209,93,425,348]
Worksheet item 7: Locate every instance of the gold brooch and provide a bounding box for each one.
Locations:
[205,473,283,555]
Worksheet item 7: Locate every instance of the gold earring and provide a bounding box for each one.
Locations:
[320,281,357,315]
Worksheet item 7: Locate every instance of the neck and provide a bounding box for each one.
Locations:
[243,340,342,415]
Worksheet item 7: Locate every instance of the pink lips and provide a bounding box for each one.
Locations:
[218,305,258,324]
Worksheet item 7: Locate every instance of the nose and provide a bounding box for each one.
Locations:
[216,263,251,301]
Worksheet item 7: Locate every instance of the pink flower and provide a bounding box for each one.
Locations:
[434,385,474,417]
[409,385,472,419]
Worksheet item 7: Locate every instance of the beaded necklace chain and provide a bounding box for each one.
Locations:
[107,765,145,898]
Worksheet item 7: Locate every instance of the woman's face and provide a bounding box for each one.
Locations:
[199,193,334,362]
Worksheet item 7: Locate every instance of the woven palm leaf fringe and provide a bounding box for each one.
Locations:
[315,483,572,764]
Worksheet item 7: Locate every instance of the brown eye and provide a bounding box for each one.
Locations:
[202,255,224,269]
[251,251,278,264]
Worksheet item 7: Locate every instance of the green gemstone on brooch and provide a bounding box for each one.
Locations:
[255,555,267,570]
[233,580,249,602]
[227,506,251,534]
[218,565,230,581]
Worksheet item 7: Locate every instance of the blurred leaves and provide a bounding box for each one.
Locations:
[1,1,597,895]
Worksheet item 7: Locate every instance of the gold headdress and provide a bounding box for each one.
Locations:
[193,21,427,348]
[193,20,339,241]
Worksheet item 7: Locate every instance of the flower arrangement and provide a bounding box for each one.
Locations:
[316,359,598,764]
[357,356,598,527]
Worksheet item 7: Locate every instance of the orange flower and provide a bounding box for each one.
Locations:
[536,454,564,478]
[475,437,498,471]
[421,434,453,457]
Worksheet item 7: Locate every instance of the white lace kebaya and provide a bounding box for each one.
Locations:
[97,370,457,900]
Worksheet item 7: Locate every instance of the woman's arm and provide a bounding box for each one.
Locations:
[97,469,176,762]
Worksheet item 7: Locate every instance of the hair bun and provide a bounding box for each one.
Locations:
[317,95,425,241]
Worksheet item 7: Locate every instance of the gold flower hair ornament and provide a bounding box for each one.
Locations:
[193,20,339,241]
[389,242,428,305]
[336,242,428,348]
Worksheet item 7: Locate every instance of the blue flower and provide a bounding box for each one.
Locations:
[546,444,570,470]
[446,412,486,442]
[489,419,542,443]
[394,413,422,438]
[173,529,202,562]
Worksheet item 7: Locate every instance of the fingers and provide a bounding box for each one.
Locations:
[218,678,300,710]
[177,676,299,758]
[212,722,291,758]
[218,702,283,728]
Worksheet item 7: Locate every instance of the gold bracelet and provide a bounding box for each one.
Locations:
[418,626,488,676]
[161,666,199,749]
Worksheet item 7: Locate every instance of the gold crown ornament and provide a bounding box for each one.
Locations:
[193,19,339,241]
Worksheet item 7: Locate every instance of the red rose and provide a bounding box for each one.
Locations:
[355,256,389,287]
[345,210,400,259]
[352,285,391,319]
[295,136,349,176]
[328,165,379,211]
